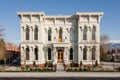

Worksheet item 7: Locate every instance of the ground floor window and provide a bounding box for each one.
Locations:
[26,47,29,60]
[92,46,96,60]
[34,47,38,60]
[48,48,51,60]
[70,48,73,60]
[83,46,87,60]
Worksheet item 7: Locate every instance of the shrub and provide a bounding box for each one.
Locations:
[33,61,36,66]
[45,61,53,67]
[87,65,91,71]
[95,60,98,67]
[70,61,74,69]
[26,65,31,71]
[80,61,83,66]
[116,67,120,72]
[21,66,25,71]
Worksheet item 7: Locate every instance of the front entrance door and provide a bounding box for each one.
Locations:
[57,50,63,63]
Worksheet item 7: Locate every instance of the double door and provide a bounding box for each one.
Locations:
[57,51,63,63]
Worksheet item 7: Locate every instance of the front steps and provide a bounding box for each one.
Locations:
[56,63,65,71]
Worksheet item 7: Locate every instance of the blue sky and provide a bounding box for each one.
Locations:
[0,0,120,44]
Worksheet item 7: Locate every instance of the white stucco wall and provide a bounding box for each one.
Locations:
[18,12,103,65]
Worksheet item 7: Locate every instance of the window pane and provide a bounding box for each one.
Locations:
[34,47,38,60]
[34,27,38,40]
[83,27,87,40]
[59,27,62,42]
[48,29,51,41]
[26,27,29,40]
[48,48,51,60]
[83,47,87,60]
[70,48,73,60]
[92,27,96,40]
[26,47,29,60]
[92,47,96,60]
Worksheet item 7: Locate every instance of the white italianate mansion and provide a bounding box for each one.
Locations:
[18,12,103,67]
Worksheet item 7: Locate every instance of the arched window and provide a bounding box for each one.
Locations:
[26,47,29,60]
[92,27,96,40]
[34,47,38,60]
[70,28,74,42]
[92,46,96,60]
[59,27,62,42]
[34,26,38,40]
[83,46,87,60]
[48,28,51,41]
[26,26,29,40]
[83,26,87,40]
[70,48,73,60]
[48,48,51,60]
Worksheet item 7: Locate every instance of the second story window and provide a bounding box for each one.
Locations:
[58,27,62,42]
[48,28,51,41]
[92,27,96,40]
[83,46,87,60]
[34,26,38,40]
[26,26,29,40]
[83,26,87,40]
[70,28,74,42]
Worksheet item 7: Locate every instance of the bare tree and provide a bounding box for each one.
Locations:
[100,34,110,61]
[100,34,110,52]
[0,25,6,65]
[0,25,5,39]
[101,34,109,44]
[0,39,6,64]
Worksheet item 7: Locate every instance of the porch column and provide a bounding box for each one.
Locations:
[66,47,69,63]
[64,47,67,63]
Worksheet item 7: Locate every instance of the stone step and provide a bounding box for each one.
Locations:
[56,63,64,71]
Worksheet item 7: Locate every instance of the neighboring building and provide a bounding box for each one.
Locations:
[5,44,20,63]
[18,12,103,67]
[0,40,20,64]
[108,43,120,62]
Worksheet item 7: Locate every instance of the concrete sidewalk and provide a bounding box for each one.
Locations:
[0,72,120,78]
